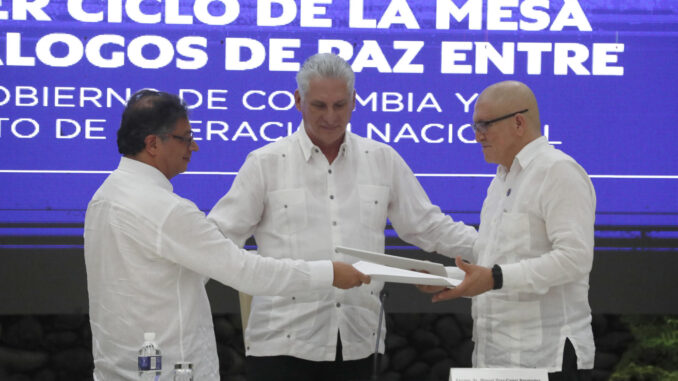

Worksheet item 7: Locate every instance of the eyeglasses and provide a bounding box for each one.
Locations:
[472,109,528,134]
[167,133,194,147]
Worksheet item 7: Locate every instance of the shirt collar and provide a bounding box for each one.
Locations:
[296,122,351,162]
[497,136,549,179]
[118,156,174,192]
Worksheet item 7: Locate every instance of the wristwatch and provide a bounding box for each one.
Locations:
[491,264,503,290]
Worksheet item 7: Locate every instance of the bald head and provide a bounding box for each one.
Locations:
[476,81,541,135]
[473,81,543,169]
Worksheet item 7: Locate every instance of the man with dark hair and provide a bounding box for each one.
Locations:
[116,89,191,156]
[84,89,369,381]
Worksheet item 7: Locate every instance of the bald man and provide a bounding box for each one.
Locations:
[433,81,596,380]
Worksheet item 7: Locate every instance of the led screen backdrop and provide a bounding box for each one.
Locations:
[1,0,677,233]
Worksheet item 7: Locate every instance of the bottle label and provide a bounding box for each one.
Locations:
[138,355,162,371]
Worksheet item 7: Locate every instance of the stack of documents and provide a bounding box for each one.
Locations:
[335,246,465,287]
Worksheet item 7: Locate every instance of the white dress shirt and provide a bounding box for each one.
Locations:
[469,136,596,371]
[84,157,333,380]
[208,125,477,361]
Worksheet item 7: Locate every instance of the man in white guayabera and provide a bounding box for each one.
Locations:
[208,53,478,381]
[430,81,596,381]
[84,89,369,381]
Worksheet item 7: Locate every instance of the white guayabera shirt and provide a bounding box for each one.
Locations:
[471,136,596,371]
[84,157,333,381]
[208,125,478,362]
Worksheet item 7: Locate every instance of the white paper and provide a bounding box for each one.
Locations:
[335,246,448,277]
[354,261,460,287]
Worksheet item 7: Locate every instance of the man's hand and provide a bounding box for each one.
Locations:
[332,262,371,289]
[432,256,493,302]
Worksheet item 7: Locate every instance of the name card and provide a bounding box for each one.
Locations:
[449,368,548,381]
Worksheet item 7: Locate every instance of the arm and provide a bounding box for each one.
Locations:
[184,152,368,292]
[161,200,368,294]
[433,160,595,300]
[501,161,596,294]
[387,149,478,262]
[207,154,264,247]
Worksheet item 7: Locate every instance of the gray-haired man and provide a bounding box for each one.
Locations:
[208,53,477,380]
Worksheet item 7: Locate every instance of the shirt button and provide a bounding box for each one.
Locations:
[328,169,332,174]
[329,195,334,200]
[374,200,378,204]
[284,204,288,208]
[332,221,337,226]
[287,334,291,338]
[336,303,341,308]
[315,148,319,153]
[506,188,512,197]
[292,296,296,300]
[282,154,286,158]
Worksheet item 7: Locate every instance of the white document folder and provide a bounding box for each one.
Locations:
[353,261,461,287]
[335,246,463,286]
[335,246,447,276]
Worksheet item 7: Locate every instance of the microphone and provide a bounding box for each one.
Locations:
[371,289,388,380]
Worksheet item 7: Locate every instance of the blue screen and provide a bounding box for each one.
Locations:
[1,0,677,236]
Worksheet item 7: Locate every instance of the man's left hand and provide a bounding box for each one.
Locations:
[432,256,494,302]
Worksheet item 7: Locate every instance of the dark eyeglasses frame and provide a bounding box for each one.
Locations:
[167,133,194,147]
[472,109,528,134]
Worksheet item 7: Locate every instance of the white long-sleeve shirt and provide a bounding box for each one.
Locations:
[208,125,477,361]
[470,136,596,371]
[84,157,333,380]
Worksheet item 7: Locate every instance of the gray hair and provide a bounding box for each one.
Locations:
[296,53,355,100]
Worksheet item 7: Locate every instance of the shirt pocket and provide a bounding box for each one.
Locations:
[488,298,542,352]
[264,294,320,338]
[358,185,389,231]
[266,188,308,235]
[497,212,531,255]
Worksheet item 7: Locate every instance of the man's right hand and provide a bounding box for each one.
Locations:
[332,262,371,289]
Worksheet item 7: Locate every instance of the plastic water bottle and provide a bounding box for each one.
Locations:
[173,361,193,381]
[138,332,162,380]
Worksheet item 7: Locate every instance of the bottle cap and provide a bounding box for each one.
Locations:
[144,332,156,341]
[174,361,193,369]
